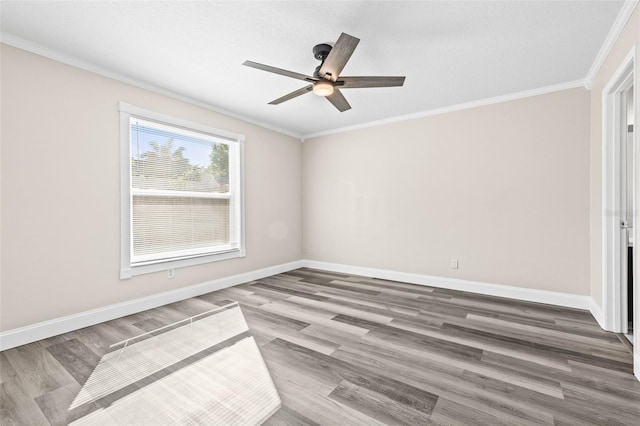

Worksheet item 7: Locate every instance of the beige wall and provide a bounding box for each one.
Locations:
[6,18,629,333]
[0,45,302,331]
[589,8,640,308]
[303,87,591,294]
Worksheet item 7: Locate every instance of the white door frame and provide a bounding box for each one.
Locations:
[601,44,639,380]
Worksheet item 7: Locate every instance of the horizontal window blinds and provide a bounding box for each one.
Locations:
[130,117,237,265]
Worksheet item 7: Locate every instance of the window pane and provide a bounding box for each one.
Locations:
[131,121,229,193]
[132,196,230,256]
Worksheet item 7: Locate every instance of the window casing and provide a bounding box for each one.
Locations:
[120,103,245,279]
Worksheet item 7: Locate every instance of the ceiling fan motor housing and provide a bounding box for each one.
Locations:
[313,43,332,61]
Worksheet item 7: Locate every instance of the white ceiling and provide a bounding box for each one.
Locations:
[0,1,626,138]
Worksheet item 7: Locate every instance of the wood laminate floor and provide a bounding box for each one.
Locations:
[1,268,639,425]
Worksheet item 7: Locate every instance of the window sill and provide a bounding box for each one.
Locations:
[120,249,246,279]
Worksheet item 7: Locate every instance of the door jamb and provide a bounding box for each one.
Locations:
[601,44,639,381]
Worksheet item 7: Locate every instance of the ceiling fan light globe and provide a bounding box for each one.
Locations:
[313,81,334,97]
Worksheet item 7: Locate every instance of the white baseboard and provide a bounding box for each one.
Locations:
[635,354,640,381]
[302,260,592,310]
[0,258,609,352]
[0,260,304,351]
[589,298,606,329]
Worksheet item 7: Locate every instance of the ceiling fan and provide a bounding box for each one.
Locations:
[243,32,405,112]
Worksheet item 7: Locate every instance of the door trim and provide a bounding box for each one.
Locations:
[602,45,636,332]
[601,44,639,381]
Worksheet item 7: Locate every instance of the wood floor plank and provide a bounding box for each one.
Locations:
[241,304,311,332]
[259,276,333,295]
[288,295,396,324]
[462,314,631,358]
[346,276,437,295]
[0,352,18,385]
[263,404,320,426]
[328,379,433,426]
[428,397,520,426]
[316,289,422,316]
[284,269,351,282]
[272,373,387,426]
[33,382,101,426]
[2,267,638,425]
[251,282,330,301]
[560,382,640,422]
[45,339,101,385]
[440,322,634,373]
[329,279,424,299]
[0,382,49,426]
[297,277,382,296]
[333,314,485,362]
[395,317,576,372]
[333,339,555,425]
[258,300,338,324]
[252,323,339,356]
[481,351,640,406]
[3,341,76,398]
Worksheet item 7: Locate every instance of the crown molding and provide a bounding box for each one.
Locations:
[585,0,639,90]
[0,33,303,140]
[302,79,586,140]
[0,26,603,143]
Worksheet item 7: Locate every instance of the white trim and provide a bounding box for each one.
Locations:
[635,354,640,381]
[302,80,586,140]
[589,298,606,330]
[0,33,301,140]
[120,106,132,279]
[3,33,588,143]
[585,0,640,90]
[120,103,246,278]
[601,45,637,332]
[302,260,591,310]
[131,189,231,199]
[0,260,304,351]
[131,247,242,269]
[121,102,243,142]
[5,0,639,142]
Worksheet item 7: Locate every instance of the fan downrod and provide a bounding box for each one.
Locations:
[312,43,332,78]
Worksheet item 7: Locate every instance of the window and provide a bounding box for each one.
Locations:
[120,103,245,278]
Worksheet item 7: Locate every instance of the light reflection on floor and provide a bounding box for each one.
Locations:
[68,303,281,425]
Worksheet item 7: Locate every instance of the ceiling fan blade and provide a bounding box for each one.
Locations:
[268,85,314,105]
[338,76,406,88]
[243,60,314,82]
[325,89,351,112]
[319,33,360,82]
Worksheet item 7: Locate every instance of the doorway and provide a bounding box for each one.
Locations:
[602,44,639,380]
[623,84,634,343]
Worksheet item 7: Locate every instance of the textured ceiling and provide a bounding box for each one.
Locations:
[0,1,625,138]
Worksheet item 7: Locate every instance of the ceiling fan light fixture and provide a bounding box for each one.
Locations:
[243,32,404,112]
[313,81,334,97]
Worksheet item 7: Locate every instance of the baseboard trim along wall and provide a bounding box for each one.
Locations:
[0,259,607,351]
[0,260,304,351]
[302,260,592,311]
[589,298,606,329]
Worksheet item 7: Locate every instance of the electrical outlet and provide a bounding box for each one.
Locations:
[167,269,175,279]
[450,259,459,269]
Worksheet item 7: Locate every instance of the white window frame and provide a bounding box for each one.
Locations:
[119,102,245,279]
